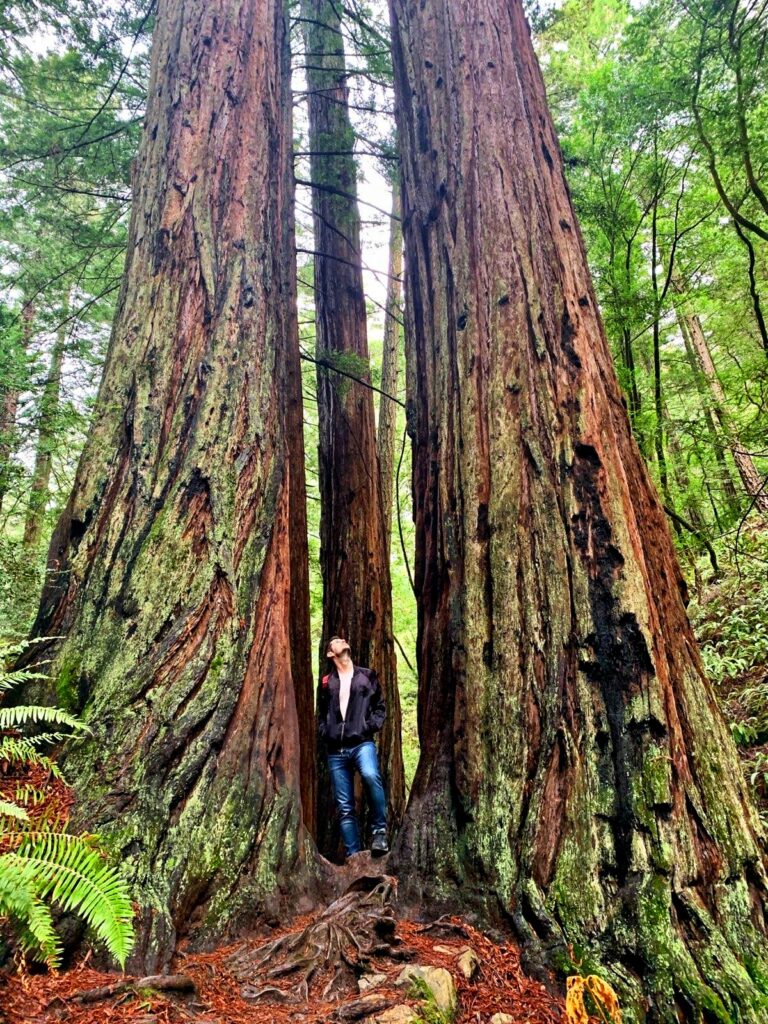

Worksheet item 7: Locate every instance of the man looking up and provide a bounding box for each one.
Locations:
[318,636,389,858]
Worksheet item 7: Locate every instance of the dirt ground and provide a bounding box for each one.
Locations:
[2,911,564,1024]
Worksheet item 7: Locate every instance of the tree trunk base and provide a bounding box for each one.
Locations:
[225,875,412,1004]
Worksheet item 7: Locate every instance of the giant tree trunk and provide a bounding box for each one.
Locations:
[378,178,404,557]
[301,0,404,851]
[388,1,768,1018]
[25,0,315,971]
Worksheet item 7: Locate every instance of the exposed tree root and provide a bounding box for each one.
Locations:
[226,875,411,1004]
[416,916,471,940]
[72,974,196,1004]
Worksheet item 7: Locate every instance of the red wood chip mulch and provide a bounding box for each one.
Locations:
[1,914,564,1024]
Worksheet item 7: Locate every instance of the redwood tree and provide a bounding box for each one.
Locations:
[301,0,404,847]
[378,177,404,556]
[23,296,68,549]
[388,0,768,1017]
[26,0,315,969]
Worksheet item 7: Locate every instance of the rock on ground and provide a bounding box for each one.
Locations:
[395,964,457,1013]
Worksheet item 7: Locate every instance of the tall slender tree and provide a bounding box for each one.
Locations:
[388,0,768,1017]
[23,296,69,549]
[300,0,404,848]
[24,0,315,969]
[378,177,404,557]
[675,310,741,518]
[673,283,768,517]
[0,300,34,512]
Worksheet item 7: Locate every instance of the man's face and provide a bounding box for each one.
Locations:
[326,637,351,659]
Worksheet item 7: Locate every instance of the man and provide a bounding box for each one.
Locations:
[318,636,389,858]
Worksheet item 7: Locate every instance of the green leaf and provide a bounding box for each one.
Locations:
[0,704,87,732]
[7,832,135,967]
[0,799,29,821]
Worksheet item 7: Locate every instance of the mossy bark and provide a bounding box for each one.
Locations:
[387,0,768,1019]
[25,0,316,970]
[300,0,405,853]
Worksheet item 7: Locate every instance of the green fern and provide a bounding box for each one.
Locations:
[0,637,53,692]
[14,782,47,806]
[0,704,85,732]
[0,734,64,773]
[0,638,135,967]
[0,799,29,821]
[0,863,59,963]
[2,833,134,967]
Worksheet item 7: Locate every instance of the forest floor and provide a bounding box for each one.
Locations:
[1,908,564,1024]
[1,763,563,1022]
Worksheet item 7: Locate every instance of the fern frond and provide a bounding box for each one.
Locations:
[0,861,60,964]
[0,737,63,776]
[0,668,50,693]
[0,705,86,732]
[14,783,46,806]
[0,637,56,661]
[0,799,28,821]
[8,833,135,966]
[0,637,55,694]
[7,731,74,748]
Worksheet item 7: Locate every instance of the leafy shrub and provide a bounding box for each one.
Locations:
[689,527,768,826]
[692,529,768,687]
[0,638,134,967]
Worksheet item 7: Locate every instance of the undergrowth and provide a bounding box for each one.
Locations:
[689,524,768,825]
[0,638,134,968]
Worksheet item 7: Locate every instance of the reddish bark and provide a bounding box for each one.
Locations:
[388,0,768,1016]
[25,0,315,970]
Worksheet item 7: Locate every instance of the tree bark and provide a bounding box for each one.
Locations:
[388,1,768,1017]
[25,0,315,970]
[378,178,404,559]
[23,301,68,549]
[301,0,404,852]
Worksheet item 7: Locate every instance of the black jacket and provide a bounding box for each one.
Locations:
[318,665,386,751]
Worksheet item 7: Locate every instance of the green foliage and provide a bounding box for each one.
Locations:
[0,639,134,967]
[692,531,768,688]
[2,832,135,968]
[534,0,768,545]
[0,4,152,622]
[690,528,768,826]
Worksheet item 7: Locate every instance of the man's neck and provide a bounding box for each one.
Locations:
[334,657,353,675]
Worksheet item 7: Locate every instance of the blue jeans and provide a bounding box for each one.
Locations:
[328,740,387,857]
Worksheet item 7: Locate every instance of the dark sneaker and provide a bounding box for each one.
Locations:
[371,832,389,856]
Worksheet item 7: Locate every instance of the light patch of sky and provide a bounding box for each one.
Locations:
[292,2,396,329]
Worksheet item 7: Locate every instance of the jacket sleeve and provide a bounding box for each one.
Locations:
[317,677,329,737]
[367,670,386,734]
